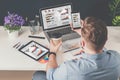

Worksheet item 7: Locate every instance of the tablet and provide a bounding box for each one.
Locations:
[19,40,49,61]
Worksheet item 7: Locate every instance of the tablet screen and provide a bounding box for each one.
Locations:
[19,40,49,61]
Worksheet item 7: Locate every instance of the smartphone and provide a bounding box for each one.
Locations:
[71,12,81,29]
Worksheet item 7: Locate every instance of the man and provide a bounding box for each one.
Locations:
[32,17,120,80]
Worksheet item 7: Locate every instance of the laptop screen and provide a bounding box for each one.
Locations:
[40,4,72,30]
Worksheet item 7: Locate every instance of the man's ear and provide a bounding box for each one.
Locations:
[80,39,85,48]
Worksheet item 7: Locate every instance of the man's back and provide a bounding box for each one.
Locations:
[47,50,120,80]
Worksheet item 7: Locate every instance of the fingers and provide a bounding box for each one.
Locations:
[70,22,81,36]
[57,41,62,48]
[50,40,62,52]
[73,49,84,56]
[70,23,74,30]
[72,54,82,60]
[49,40,62,53]
[50,39,52,44]
[73,51,81,56]
[50,39,54,46]
[80,20,84,27]
[80,20,83,24]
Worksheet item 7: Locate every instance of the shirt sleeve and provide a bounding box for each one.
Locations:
[47,62,67,80]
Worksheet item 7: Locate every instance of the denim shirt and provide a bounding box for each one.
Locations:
[47,50,120,80]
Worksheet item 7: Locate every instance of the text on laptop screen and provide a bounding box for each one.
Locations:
[41,5,71,30]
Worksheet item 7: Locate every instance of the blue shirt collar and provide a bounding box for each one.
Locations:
[81,51,107,60]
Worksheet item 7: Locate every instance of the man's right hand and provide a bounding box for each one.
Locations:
[70,20,84,36]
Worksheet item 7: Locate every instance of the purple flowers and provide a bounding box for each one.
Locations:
[4,12,25,32]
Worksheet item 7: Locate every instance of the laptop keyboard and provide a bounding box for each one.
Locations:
[47,27,74,37]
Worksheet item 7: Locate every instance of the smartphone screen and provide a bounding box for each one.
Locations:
[71,13,81,29]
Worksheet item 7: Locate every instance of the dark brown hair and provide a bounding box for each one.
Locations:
[81,17,108,51]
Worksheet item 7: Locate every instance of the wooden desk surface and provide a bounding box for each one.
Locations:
[0,26,120,70]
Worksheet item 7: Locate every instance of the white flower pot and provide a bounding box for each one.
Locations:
[7,30,19,39]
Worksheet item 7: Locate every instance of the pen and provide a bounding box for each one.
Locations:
[16,43,21,49]
[13,42,20,48]
[28,35,45,39]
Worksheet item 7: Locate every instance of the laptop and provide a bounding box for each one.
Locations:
[39,3,80,42]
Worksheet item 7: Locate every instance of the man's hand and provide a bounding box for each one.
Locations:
[73,48,84,56]
[70,20,84,36]
[46,40,62,71]
[72,48,84,60]
[50,40,62,53]
[70,23,81,35]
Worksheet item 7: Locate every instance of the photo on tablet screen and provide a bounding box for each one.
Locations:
[19,40,49,61]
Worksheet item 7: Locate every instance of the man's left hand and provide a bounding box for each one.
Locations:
[49,40,62,53]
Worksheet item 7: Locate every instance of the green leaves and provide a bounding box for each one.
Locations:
[112,16,120,26]
[109,0,120,26]
[4,25,21,33]
[109,0,120,16]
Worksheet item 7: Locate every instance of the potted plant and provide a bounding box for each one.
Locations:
[4,12,25,38]
[109,0,120,26]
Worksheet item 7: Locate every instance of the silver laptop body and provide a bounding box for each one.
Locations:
[39,3,80,42]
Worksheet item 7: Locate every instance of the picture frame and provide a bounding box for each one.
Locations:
[19,40,49,61]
